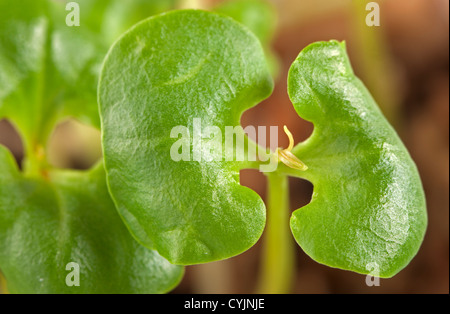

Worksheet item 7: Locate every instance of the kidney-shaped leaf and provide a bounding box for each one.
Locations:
[0,145,183,294]
[287,41,427,278]
[99,10,273,265]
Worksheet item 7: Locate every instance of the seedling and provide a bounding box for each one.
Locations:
[99,10,427,292]
[0,1,427,294]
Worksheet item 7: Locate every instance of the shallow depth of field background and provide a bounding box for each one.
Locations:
[0,0,448,293]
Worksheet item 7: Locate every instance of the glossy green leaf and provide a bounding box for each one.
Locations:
[0,145,183,294]
[99,10,273,265]
[287,41,427,278]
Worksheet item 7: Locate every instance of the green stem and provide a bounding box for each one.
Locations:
[22,140,47,178]
[13,118,54,178]
[256,172,294,294]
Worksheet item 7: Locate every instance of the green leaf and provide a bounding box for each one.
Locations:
[0,145,183,294]
[99,10,273,265]
[287,41,427,278]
